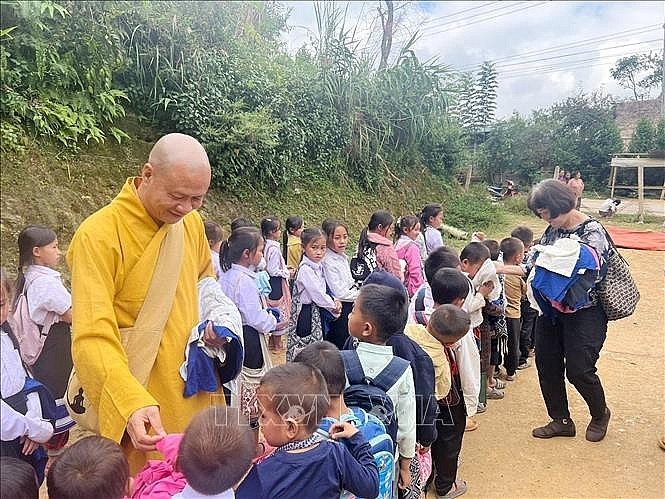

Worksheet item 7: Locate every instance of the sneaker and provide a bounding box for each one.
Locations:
[532,418,576,438]
[476,402,487,413]
[528,348,535,358]
[487,387,504,399]
[504,373,516,381]
[517,360,532,370]
[586,407,611,442]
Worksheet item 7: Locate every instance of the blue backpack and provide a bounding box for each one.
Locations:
[340,350,409,453]
[317,408,395,499]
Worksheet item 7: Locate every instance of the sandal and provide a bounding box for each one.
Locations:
[437,479,468,499]
[491,379,506,390]
[658,435,665,451]
[465,417,479,432]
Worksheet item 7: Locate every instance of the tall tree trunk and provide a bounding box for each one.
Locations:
[379,0,393,70]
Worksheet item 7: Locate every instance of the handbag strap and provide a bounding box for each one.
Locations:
[123,220,185,386]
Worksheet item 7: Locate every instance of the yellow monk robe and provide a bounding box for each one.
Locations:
[66,177,219,471]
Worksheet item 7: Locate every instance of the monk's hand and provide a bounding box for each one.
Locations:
[202,320,228,349]
[127,406,166,452]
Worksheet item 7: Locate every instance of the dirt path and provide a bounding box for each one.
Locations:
[437,249,665,498]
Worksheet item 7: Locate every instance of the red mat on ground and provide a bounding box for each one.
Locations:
[604,226,665,251]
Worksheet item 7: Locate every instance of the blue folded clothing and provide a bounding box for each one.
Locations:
[184,321,244,398]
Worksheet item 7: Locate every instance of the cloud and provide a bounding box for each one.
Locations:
[280,1,664,118]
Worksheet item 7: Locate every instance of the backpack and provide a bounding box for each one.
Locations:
[11,275,57,366]
[317,408,395,499]
[350,243,378,283]
[340,350,409,451]
[413,286,429,326]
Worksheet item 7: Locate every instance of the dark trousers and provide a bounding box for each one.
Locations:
[31,322,72,397]
[535,305,608,420]
[431,398,466,496]
[242,326,264,370]
[520,301,537,360]
[325,301,353,350]
[504,317,521,376]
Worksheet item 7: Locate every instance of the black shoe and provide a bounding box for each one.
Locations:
[532,418,576,438]
[586,407,611,442]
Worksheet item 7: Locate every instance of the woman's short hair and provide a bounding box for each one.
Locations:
[527,179,576,219]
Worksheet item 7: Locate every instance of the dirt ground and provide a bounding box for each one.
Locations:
[428,249,665,499]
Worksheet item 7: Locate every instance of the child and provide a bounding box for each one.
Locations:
[511,226,536,361]
[419,203,444,256]
[359,271,437,498]
[346,283,417,491]
[235,363,379,499]
[394,215,425,297]
[218,227,278,417]
[261,217,292,352]
[481,240,508,400]
[47,436,130,499]
[407,246,461,323]
[204,220,225,280]
[283,215,304,277]
[0,457,39,499]
[1,268,54,485]
[175,406,256,498]
[427,269,476,499]
[14,225,74,450]
[321,219,359,349]
[354,210,402,281]
[295,341,396,498]
[598,198,621,218]
[286,228,341,361]
[230,217,253,231]
[459,242,496,428]
[500,237,527,381]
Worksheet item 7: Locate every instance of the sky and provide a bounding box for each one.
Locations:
[280,1,665,118]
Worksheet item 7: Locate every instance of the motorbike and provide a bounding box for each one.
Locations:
[487,180,519,201]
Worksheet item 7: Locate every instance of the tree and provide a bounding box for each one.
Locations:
[629,118,656,153]
[610,52,664,101]
[655,118,665,152]
[378,0,393,70]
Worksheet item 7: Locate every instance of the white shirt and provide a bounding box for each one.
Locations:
[1,330,53,443]
[296,257,338,313]
[218,264,277,334]
[322,249,359,302]
[211,249,222,280]
[350,342,417,459]
[173,485,235,498]
[599,198,616,212]
[24,265,71,325]
[423,226,444,255]
[264,240,289,279]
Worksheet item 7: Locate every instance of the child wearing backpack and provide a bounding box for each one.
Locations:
[295,341,396,499]
[321,219,359,349]
[345,283,417,491]
[352,211,402,282]
[286,228,341,361]
[1,268,54,486]
[261,217,292,352]
[394,215,425,297]
[235,363,379,499]
[13,225,74,452]
[218,227,278,418]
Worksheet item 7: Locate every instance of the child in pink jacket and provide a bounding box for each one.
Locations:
[394,215,425,297]
[357,210,403,281]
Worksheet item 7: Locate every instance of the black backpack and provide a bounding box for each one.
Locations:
[349,243,378,282]
[340,350,409,450]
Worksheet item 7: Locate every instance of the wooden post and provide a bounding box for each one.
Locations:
[609,163,618,199]
[660,176,665,201]
[553,165,560,180]
[637,165,645,223]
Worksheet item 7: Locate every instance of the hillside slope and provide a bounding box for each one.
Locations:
[1,120,504,273]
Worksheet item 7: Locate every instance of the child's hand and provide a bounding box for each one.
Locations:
[397,457,413,490]
[478,280,494,297]
[333,299,342,315]
[329,421,358,440]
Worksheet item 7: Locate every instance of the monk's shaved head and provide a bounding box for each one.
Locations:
[137,133,212,225]
[148,133,211,175]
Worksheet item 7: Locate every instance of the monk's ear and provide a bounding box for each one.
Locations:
[141,162,154,182]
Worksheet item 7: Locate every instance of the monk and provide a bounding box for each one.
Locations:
[67,134,224,471]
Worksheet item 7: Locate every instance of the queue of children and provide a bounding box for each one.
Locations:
[1,206,541,499]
